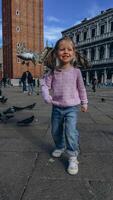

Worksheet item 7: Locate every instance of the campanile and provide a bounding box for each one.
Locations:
[2,0,43,78]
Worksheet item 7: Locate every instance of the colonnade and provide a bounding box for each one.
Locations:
[84,68,113,85]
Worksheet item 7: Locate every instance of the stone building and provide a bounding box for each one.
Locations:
[2,0,43,79]
[62,8,113,85]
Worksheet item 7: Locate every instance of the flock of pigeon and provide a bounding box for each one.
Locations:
[0,92,35,126]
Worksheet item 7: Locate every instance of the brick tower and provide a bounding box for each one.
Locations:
[2,0,43,79]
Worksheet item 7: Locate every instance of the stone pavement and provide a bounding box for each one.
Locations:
[0,86,113,200]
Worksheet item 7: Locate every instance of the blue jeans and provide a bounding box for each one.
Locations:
[51,105,80,157]
[28,83,34,94]
[22,81,27,91]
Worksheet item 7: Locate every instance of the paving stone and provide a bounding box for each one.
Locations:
[0,86,113,200]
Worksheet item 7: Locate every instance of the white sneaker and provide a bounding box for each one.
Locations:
[67,157,79,175]
[52,149,64,158]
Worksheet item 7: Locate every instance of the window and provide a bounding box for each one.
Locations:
[111,22,113,32]
[91,48,95,61]
[99,46,105,59]
[17,58,21,63]
[16,26,20,32]
[76,34,80,43]
[91,28,95,38]
[70,34,73,40]
[83,31,87,40]
[100,25,105,35]
[110,43,113,57]
[83,50,87,57]
[16,10,20,16]
[16,43,20,48]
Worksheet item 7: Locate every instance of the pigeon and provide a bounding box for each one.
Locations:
[3,106,15,115]
[3,106,16,115]
[0,114,14,122]
[13,103,36,111]
[0,103,36,124]
[22,102,36,110]
[5,115,14,119]
[0,96,8,103]
[17,115,35,126]
[2,103,36,115]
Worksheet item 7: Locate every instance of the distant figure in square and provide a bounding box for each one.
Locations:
[21,71,33,95]
[2,75,7,87]
[92,77,97,92]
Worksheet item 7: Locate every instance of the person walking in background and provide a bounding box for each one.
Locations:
[21,71,33,95]
[92,77,97,92]
[2,75,7,87]
[37,76,40,95]
[27,71,34,95]
[21,71,27,92]
[40,36,88,175]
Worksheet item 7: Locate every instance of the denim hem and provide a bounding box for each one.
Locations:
[66,150,79,157]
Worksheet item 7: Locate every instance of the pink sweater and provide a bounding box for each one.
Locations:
[40,67,88,107]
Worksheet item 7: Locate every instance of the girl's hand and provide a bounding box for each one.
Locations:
[81,104,88,112]
[44,95,52,104]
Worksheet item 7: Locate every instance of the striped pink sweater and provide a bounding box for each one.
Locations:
[40,67,88,107]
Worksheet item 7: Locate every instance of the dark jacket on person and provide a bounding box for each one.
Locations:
[21,71,33,84]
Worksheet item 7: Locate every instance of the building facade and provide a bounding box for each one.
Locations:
[2,0,43,79]
[62,8,113,85]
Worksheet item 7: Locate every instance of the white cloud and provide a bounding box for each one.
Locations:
[44,25,64,46]
[74,20,82,26]
[73,3,103,26]
[46,16,60,23]
[87,3,101,18]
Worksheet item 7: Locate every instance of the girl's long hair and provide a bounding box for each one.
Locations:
[44,36,91,71]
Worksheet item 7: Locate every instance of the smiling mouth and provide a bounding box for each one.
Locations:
[62,56,69,58]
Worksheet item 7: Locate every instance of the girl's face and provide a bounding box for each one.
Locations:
[56,40,75,67]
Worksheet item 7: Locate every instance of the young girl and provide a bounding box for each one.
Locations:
[40,37,88,175]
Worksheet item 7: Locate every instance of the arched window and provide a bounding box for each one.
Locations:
[17,58,21,63]
[16,10,20,16]
[16,26,20,32]
[16,43,20,48]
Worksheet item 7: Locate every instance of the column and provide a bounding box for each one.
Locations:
[101,74,104,84]
[88,26,91,39]
[111,74,113,84]
[104,69,107,85]
[106,17,109,33]
[80,31,83,41]
[87,48,91,61]
[86,71,89,85]
[94,71,98,79]
[96,46,99,60]
[97,22,100,36]
[105,44,108,59]
[73,32,76,43]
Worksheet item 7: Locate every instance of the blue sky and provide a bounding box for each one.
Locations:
[0,0,113,47]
